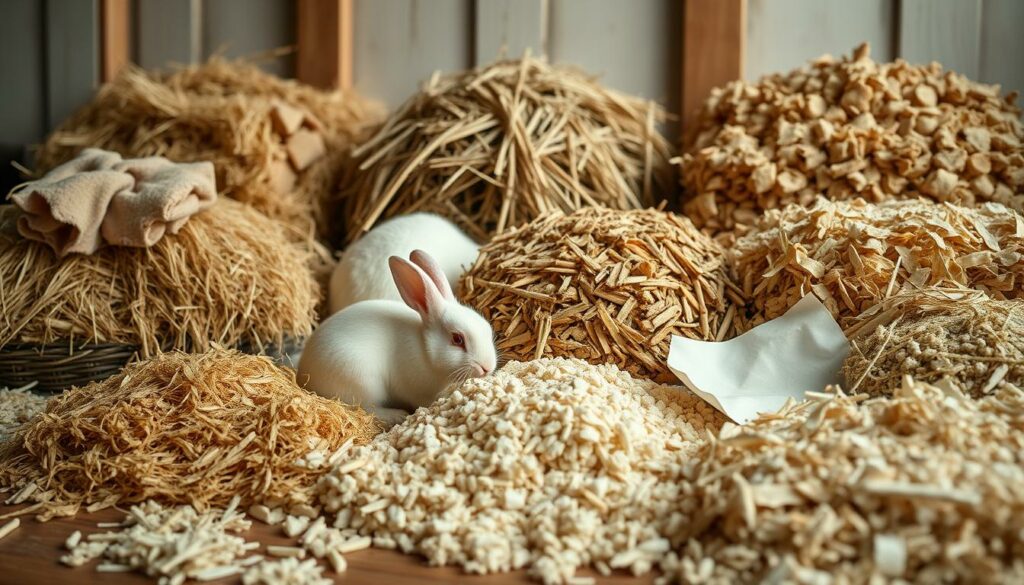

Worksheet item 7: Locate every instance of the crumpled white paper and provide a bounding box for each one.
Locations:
[668,294,850,424]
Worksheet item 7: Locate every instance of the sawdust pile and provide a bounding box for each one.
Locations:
[842,288,1024,398]
[733,197,1024,331]
[461,208,742,382]
[34,58,383,239]
[0,350,381,521]
[0,385,47,441]
[335,56,673,244]
[679,42,1023,241]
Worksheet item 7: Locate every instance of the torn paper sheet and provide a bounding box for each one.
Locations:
[668,294,850,424]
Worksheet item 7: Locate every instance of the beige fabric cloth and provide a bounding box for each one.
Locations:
[9,148,216,256]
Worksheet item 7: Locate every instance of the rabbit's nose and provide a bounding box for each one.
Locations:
[473,362,491,377]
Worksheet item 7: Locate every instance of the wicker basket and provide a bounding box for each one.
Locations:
[0,338,304,394]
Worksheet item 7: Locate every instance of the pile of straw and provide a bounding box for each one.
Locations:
[335,56,673,244]
[843,288,1024,398]
[733,197,1024,331]
[0,199,318,357]
[0,349,380,520]
[679,43,1023,241]
[34,58,383,239]
[461,207,741,382]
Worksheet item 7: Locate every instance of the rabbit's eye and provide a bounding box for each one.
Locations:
[451,332,465,348]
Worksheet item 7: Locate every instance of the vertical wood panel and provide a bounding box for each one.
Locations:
[205,0,295,77]
[45,0,100,130]
[474,0,547,64]
[746,0,895,80]
[980,0,1024,95]
[137,0,202,70]
[353,0,473,109]
[898,0,981,78]
[682,0,745,131]
[297,0,352,88]
[101,0,130,81]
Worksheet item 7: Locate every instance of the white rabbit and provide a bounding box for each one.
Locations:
[329,213,479,313]
[299,249,497,426]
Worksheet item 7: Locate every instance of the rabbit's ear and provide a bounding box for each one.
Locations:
[409,249,454,300]
[389,256,443,320]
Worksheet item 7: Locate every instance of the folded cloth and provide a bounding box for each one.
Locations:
[9,148,216,256]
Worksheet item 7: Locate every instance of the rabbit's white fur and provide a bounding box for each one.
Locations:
[329,213,479,314]
[299,250,496,426]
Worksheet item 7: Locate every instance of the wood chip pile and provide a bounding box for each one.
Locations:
[733,197,1024,332]
[0,385,46,441]
[461,207,742,382]
[842,288,1023,398]
[33,58,383,240]
[0,200,318,357]
[679,43,1024,242]
[658,378,1024,583]
[0,350,380,520]
[335,56,673,244]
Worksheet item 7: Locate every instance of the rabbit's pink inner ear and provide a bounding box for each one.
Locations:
[389,256,430,317]
[410,249,454,300]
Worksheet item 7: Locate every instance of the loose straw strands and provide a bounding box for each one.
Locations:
[336,56,673,244]
[0,349,381,520]
[461,208,742,382]
[0,200,318,357]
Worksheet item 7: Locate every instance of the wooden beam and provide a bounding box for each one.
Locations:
[296,0,353,89]
[100,0,130,81]
[681,0,746,136]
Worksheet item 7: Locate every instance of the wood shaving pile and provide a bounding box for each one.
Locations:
[0,349,380,520]
[0,384,46,441]
[461,208,742,382]
[842,288,1024,398]
[733,197,1024,332]
[657,378,1024,583]
[0,199,318,357]
[315,358,725,584]
[242,557,332,585]
[679,42,1024,242]
[34,58,383,239]
[336,56,673,244]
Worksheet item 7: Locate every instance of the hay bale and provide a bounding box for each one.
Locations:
[733,197,1024,332]
[0,349,380,520]
[679,43,1024,241]
[842,288,1024,398]
[336,56,673,244]
[0,198,318,358]
[461,207,741,382]
[34,58,383,239]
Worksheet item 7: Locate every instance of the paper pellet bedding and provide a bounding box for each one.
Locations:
[842,288,1023,398]
[0,385,46,441]
[461,207,743,383]
[680,42,1023,241]
[733,197,1024,332]
[315,358,726,584]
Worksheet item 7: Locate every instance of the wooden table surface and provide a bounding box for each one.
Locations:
[0,506,656,584]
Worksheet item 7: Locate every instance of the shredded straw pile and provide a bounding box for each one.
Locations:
[733,197,1024,331]
[462,208,741,382]
[34,58,383,238]
[659,378,1024,583]
[842,288,1024,398]
[680,43,1024,240]
[336,56,673,244]
[315,358,725,583]
[0,385,47,441]
[0,200,317,357]
[0,349,380,520]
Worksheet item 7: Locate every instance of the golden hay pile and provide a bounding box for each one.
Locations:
[461,207,741,382]
[680,43,1023,240]
[336,56,673,244]
[842,288,1024,398]
[34,58,383,239]
[0,199,318,357]
[0,349,380,520]
[660,378,1024,582]
[733,197,1024,332]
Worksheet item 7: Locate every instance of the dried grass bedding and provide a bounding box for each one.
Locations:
[335,56,673,244]
[0,349,380,521]
[680,43,1023,241]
